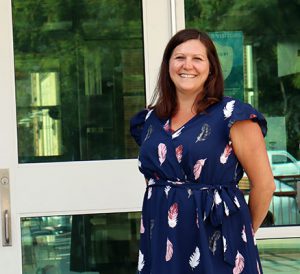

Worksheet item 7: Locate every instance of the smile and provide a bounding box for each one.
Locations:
[179,74,196,78]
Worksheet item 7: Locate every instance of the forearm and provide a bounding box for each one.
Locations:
[248,183,274,233]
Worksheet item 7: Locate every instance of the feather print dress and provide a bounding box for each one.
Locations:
[130,97,267,274]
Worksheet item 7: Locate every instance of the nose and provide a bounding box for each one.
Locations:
[183,58,193,69]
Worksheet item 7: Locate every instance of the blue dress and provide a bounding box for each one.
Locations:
[130,96,267,274]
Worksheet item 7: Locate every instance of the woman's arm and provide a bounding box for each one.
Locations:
[230,120,276,233]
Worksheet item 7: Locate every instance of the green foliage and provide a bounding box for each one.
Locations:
[185,0,300,156]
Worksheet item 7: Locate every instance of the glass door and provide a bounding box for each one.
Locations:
[183,0,300,232]
[182,0,300,273]
[0,0,175,273]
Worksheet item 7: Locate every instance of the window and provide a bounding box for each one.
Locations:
[12,0,145,162]
[185,0,300,226]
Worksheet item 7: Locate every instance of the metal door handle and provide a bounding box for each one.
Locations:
[4,210,9,244]
[0,169,12,246]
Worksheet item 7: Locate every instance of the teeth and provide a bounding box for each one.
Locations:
[180,74,195,78]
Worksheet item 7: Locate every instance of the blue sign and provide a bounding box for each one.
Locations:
[209,31,244,101]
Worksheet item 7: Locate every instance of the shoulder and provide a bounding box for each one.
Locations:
[219,96,245,110]
[220,96,267,137]
[130,108,152,124]
[130,108,155,146]
[207,96,238,113]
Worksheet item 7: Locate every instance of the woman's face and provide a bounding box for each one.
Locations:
[169,39,210,97]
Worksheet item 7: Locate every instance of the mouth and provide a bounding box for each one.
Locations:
[179,73,196,78]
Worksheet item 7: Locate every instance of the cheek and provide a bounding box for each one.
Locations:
[203,69,210,78]
[202,73,209,83]
[198,64,210,77]
[170,60,182,70]
[169,63,178,78]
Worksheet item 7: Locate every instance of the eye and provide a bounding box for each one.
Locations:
[175,56,184,60]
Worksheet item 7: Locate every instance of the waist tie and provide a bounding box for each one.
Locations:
[146,178,243,267]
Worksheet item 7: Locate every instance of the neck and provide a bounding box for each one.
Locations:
[176,91,202,115]
[177,102,195,115]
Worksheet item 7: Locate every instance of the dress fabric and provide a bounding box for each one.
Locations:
[130,97,267,274]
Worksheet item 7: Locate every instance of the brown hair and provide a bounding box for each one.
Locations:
[149,29,224,118]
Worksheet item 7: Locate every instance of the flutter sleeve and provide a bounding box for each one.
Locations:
[130,109,149,146]
[224,98,267,138]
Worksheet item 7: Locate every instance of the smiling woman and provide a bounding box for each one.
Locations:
[130,28,275,274]
[169,39,210,97]
[151,29,223,120]
[169,39,210,130]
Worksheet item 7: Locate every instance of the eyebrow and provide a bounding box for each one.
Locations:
[173,53,207,58]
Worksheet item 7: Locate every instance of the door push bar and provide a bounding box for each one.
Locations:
[0,169,12,246]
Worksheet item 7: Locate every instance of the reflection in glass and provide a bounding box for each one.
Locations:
[258,238,300,273]
[185,0,300,226]
[12,0,145,162]
[21,215,300,274]
[21,213,140,274]
[17,72,62,157]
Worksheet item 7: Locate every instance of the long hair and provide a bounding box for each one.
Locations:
[149,29,224,118]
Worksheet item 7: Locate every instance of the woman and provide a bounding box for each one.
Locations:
[130,29,275,274]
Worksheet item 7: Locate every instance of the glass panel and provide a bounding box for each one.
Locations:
[258,238,300,273]
[12,0,145,163]
[185,0,300,226]
[21,213,141,274]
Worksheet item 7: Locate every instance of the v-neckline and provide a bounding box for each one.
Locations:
[170,114,199,133]
[167,102,219,133]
